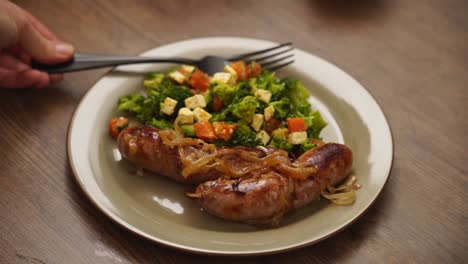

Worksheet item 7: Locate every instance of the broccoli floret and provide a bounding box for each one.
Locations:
[304,110,327,138]
[133,94,162,123]
[210,112,227,122]
[122,75,193,123]
[298,141,316,152]
[144,72,165,91]
[118,94,144,113]
[180,124,196,137]
[281,78,312,117]
[150,118,173,130]
[211,82,237,105]
[269,137,293,151]
[270,98,292,120]
[211,94,260,122]
[257,100,269,114]
[271,128,289,139]
[249,70,286,101]
[269,82,286,101]
[231,96,260,123]
[269,136,315,152]
[231,81,251,104]
[145,78,193,119]
[228,124,262,147]
[249,70,274,90]
[159,79,193,105]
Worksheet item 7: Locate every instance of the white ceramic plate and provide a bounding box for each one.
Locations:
[68,37,393,255]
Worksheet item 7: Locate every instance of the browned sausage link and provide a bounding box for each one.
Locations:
[196,171,293,226]
[292,143,353,209]
[117,126,220,184]
[118,126,280,184]
[196,143,353,225]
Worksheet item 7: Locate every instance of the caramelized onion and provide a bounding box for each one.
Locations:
[156,129,323,181]
[321,175,361,205]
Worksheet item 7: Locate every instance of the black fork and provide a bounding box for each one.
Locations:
[31,42,294,75]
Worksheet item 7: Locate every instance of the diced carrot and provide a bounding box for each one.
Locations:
[194,120,217,141]
[109,117,129,139]
[247,62,262,78]
[188,69,210,92]
[213,95,225,112]
[229,61,248,80]
[287,117,306,133]
[212,122,237,141]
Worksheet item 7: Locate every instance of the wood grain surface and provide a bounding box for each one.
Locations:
[1,0,467,263]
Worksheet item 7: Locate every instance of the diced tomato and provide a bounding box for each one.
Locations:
[109,117,129,139]
[212,122,236,141]
[247,62,262,78]
[188,69,210,92]
[213,95,225,112]
[229,61,248,80]
[287,117,307,133]
[263,117,282,134]
[194,120,217,141]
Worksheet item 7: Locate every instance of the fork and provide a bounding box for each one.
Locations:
[31,42,294,75]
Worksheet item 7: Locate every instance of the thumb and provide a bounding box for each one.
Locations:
[18,22,74,64]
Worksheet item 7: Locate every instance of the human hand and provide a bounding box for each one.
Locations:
[0,0,75,89]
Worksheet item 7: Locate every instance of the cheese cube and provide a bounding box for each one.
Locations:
[193,107,212,122]
[254,89,272,103]
[168,71,186,84]
[264,105,275,121]
[177,107,194,124]
[257,130,271,145]
[185,94,206,109]
[211,72,235,84]
[288,131,308,145]
[181,65,195,74]
[251,114,264,132]
[160,97,178,115]
[224,65,237,77]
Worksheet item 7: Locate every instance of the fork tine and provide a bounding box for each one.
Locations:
[259,54,294,68]
[264,60,295,72]
[245,46,294,64]
[228,42,292,61]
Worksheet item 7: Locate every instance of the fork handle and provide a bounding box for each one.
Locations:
[31,53,196,73]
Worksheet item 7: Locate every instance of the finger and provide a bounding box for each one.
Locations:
[34,71,51,89]
[50,74,64,83]
[18,22,74,64]
[0,52,30,71]
[25,11,58,42]
[0,68,50,89]
[5,46,31,64]
[0,4,19,49]
[1,1,74,64]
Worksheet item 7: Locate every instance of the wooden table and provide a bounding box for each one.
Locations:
[1,0,467,263]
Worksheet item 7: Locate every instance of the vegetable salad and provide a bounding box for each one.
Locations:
[112,61,327,153]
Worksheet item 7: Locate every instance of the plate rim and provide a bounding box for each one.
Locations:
[67,36,394,256]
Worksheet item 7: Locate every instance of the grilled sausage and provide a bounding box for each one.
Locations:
[118,126,277,184]
[195,143,353,226]
[117,126,221,184]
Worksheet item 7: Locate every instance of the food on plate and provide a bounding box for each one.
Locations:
[111,61,359,226]
[194,143,352,226]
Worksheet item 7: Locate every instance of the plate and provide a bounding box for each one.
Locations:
[68,37,393,255]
